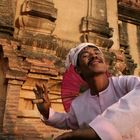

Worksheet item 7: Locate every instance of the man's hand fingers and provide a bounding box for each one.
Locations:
[43,84,49,94]
[35,83,44,98]
[33,88,40,98]
[42,84,50,101]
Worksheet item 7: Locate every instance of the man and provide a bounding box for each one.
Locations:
[33,43,140,140]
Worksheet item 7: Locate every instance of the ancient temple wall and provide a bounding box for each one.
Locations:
[53,0,87,42]
[0,0,140,139]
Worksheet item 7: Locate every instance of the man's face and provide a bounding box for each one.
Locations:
[77,46,108,77]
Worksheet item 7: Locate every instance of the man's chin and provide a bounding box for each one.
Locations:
[89,70,107,76]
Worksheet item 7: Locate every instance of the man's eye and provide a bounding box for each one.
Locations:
[82,53,89,58]
[95,51,101,55]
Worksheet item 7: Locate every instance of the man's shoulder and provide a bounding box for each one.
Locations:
[111,75,139,81]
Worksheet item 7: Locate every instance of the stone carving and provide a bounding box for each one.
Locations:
[15,0,57,42]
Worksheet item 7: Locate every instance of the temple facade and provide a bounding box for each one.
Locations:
[0,0,140,139]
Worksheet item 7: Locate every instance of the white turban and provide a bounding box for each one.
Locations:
[65,42,103,69]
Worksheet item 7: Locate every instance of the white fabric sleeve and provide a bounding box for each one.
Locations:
[40,107,79,130]
[89,86,140,140]
[89,116,122,140]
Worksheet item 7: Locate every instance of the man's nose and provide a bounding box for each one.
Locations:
[89,53,98,60]
[91,51,98,57]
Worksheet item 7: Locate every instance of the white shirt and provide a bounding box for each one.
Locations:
[42,75,140,140]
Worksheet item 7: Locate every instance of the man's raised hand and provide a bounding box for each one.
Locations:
[33,83,51,119]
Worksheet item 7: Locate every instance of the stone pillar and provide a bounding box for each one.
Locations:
[2,80,23,135]
[80,0,113,49]
[87,0,107,22]
[118,1,138,75]
[0,0,16,38]
[106,0,120,50]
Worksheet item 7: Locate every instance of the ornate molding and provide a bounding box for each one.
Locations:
[21,0,57,21]
[118,0,140,9]
[15,0,57,40]
[118,1,140,25]
[81,32,113,49]
[81,17,113,38]
[80,17,114,49]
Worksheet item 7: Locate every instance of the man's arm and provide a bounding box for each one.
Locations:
[41,105,79,130]
[33,84,78,130]
[90,87,140,140]
[54,126,101,140]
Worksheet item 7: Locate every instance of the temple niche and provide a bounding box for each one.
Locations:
[0,0,140,139]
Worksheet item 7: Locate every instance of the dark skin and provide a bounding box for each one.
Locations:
[54,127,100,140]
[77,46,109,95]
[33,46,109,140]
[33,84,50,119]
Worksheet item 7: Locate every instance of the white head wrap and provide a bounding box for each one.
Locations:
[65,42,102,69]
